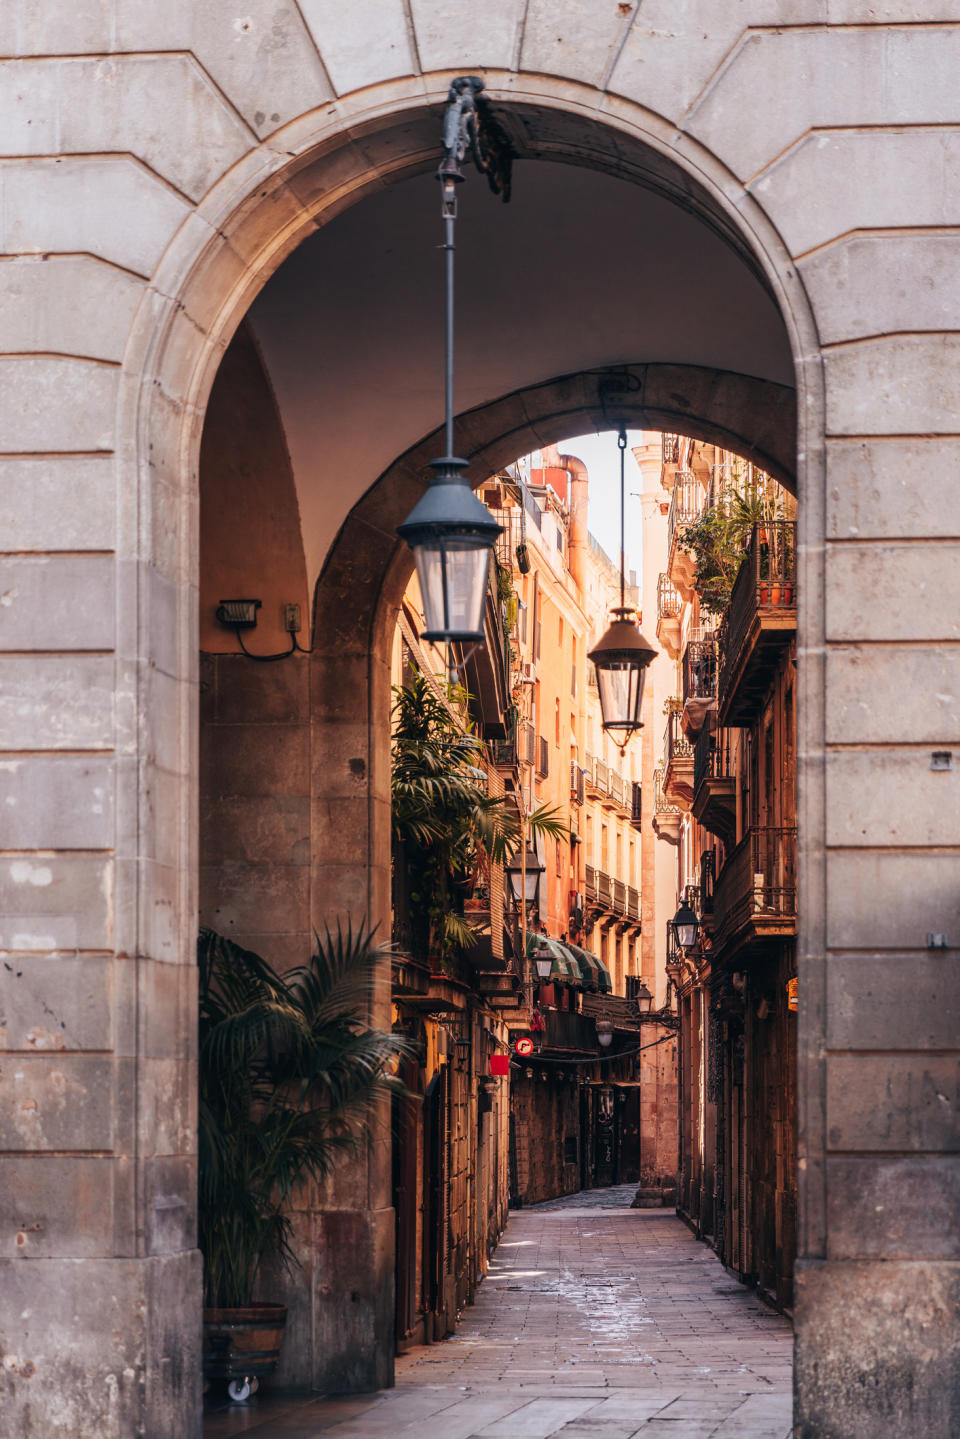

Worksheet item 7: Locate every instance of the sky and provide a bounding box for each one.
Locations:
[555,429,647,580]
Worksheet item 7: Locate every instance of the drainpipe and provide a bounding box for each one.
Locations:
[559,452,589,595]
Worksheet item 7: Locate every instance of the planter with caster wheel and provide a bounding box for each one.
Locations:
[203,1304,287,1400]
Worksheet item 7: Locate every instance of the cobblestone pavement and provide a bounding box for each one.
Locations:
[205,1201,794,1438]
[521,1183,640,1211]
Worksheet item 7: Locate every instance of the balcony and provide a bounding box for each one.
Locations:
[652,767,681,845]
[542,1008,598,1056]
[712,825,797,955]
[581,991,643,1034]
[681,635,717,740]
[717,522,797,725]
[662,700,695,810]
[491,736,517,771]
[626,885,640,922]
[662,432,681,467]
[666,472,702,591]
[656,572,682,657]
[570,760,585,806]
[630,781,642,832]
[692,722,737,846]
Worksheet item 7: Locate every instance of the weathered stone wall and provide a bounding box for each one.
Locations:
[511,1071,582,1206]
[0,6,958,1434]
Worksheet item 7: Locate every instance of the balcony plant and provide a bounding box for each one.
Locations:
[198,923,408,1399]
[680,484,784,614]
[391,674,565,967]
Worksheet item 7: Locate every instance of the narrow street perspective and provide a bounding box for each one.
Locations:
[5,12,960,1439]
[206,1189,793,1439]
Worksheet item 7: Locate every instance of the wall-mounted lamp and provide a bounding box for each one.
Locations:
[596,1021,614,1049]
[216,598,261,628]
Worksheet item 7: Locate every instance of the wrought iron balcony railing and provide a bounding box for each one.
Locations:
[713,825,797,943]
[717,522,797,718]
[626,885,640,921]
[663,703,695,769]
[682,637,718,705]
[630,781,642,828]
[654,768,680,816]
[657,572,682,621]
[666,472,702,557]
[693,723,734,794]
[662,432,681,466]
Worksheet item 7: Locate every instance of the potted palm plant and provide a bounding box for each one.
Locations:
[198,924,407,1401]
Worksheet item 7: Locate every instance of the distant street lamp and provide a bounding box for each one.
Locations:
[634,981,654,1014]
[533,945,554,981]
[397,76,501,643]
[588,429,657,749]
[505,840,544,909]
[596,1020,614,1048]
[671,898,700,954]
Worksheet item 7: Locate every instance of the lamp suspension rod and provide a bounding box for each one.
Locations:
[442,173,456,460]
[618,426,627,611]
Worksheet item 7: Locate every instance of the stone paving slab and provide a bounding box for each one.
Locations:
[205,1197,793,1438]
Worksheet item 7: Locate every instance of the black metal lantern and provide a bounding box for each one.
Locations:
[588,609,657,743]
[533,945,554,980]
[671,898,700,954]
[397,77,502,645]
[588,428,656,749]
[397,460,501,642]
[505,840,544,908]
[634,980,654,1014]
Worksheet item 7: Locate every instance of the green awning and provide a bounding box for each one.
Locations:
[525,932,580,985]
[563,941,613,994]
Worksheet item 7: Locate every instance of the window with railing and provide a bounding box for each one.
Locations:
[522,722,536,766]
[682,637,718,705]
[662,432,681,465]
[537,735,549,777]
[630,781,642,826]
[693,723,734,794]
[570,760,585,806]
[666,472,702,556]
[626,885,640,920]
[713,825,797,938]
[717,521,797,706]
[657,572,682,621]
[654,768,680,816]
[663,704,695,768]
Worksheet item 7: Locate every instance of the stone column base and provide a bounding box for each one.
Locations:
[795,1258,960,1438]
[0,1250,202,1438]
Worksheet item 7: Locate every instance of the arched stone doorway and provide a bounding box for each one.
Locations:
[183,85,818,1419]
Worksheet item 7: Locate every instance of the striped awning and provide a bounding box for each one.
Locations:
[525,932,581,985]
[563,940,613,994]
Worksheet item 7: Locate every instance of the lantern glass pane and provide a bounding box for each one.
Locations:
[677,921,698,950]
[596,660,644,731]
[416,539,490,640]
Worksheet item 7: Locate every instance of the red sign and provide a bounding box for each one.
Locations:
[489,1054,510,1076]
[514,1037,535,1057]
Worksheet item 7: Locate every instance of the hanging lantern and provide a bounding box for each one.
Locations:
[398,461,502,642]
[588,609,657,745]
[396,77,501,644]
[505,839,544,908]
[588,428,657,748]
[671,898,700,954]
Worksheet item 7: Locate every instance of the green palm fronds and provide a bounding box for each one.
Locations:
[391,676,567,964]
[198,923,410,1308]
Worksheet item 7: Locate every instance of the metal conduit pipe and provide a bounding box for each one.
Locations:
[558,451,589,595]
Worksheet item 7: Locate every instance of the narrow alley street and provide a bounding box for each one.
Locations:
[206,1191,793,1439]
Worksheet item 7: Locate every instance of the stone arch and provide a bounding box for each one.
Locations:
[125,72,825,1410]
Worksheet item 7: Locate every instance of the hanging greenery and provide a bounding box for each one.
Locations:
[680,483,784,614]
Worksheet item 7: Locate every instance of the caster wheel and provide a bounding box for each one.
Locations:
[249,1378,260,1394]
[227,1378,252,1403]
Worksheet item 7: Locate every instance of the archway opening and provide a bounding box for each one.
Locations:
[189,91,806,1402]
